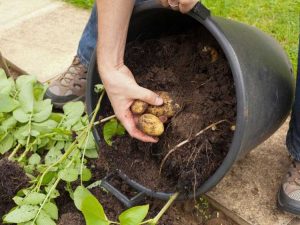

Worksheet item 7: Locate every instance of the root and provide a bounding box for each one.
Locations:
[0,51,11,78]
[159,119,229,175]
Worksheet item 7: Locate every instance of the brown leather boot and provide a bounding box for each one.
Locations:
[278,160,300,215]
[45,56,87,108]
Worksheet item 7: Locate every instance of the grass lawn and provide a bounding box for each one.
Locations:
[66,0,299,73]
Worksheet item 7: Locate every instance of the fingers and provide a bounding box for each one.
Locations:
[160,0,169,7]
[178,0,198,13]
[133,86,164,106]
[160,0,198,13]
[120,110,159,143]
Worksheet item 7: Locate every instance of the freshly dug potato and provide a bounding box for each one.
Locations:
[131,100,148,114]
[147,91,179,118]
[137,114,164,136]
[210,47,219,63]
[202,46,219,63]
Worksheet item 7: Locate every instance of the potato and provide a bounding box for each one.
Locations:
[131,100,148,114]
[147,91,179,118]
[210,47,219,63]
[202,46,219,63]
[137,114,164,136]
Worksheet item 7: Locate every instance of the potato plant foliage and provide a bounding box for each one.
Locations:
[0,69,177,225]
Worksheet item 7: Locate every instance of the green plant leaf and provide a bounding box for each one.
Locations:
[0,69,15,95]
[45,186,60,199]
[32,120,58,134]
[82,168,92,181]
[119,205,149,225]
[94,84,104,93]
[3,205,39,223]
[82,196,109,225]
[33,82,47,101]
[85,148,98,159]
[14,124,30,140]
[33,99,53,122]
[13,196,24,206]
[74,186,108,225]
[58,168,78,182]
[43,202,58,220]
[63,101,85,128]
[74,186,105,216]
[1,116,17,131]
[103,118,125,146]
[0,135,14,154]
[45,146,63,165]
[0,94,19,112]
[49,112,64,123]
[13,108,30,123]
[28,153,41,165]
[16,75,36,113]
[23,192,46,205]
[36,210,56,225]
[40,171,56,185]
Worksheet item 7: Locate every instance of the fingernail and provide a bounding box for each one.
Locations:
[156,96,164,105]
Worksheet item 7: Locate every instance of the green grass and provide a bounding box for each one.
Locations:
[64,0,94,9]
[65,0,299,72]
[202,0,300,73]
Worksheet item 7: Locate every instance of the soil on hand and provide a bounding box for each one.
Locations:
[0,159,29,219]
[96,26,236,194]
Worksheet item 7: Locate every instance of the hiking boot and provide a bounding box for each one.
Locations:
[45,56,87,108]
[278,160,300,215]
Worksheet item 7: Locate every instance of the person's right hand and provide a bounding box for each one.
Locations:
[99,64,164,143]
[160,0,198,13]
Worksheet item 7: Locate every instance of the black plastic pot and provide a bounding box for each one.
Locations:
[86,1,294,203]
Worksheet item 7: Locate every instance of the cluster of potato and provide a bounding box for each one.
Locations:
[131,91,179,136]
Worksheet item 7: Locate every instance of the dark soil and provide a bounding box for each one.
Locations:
[56,178,227,225]
[0,159,29,219]
[96,27,236,194]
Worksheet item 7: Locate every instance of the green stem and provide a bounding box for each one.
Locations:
[108,221,120,224]
[8,143,21,160]
[74,114,116,132]
[18,139,37,162]
[31,178,61,225]
[35,90,105,191]
[35,131,85,191]
[148,193,179,225]
[80,131,90,186]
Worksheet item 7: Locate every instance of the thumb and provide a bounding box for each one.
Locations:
[135,86,164,106]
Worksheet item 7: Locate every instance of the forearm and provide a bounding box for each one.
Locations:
[96,0,135,72]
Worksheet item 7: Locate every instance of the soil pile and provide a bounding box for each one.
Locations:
[0,159,29,219]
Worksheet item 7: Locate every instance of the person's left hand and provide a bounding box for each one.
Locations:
[160,0,198,13]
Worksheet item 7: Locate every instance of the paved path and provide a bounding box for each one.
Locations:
[208,119,298,225]
[0,0,89,82]
[0,1,297,224]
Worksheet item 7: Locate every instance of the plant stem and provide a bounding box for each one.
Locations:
[8,143,21,160]
[36,90,105,191]
[0,51,12,78]
[147,193,179,225]
[94,115,116,126]
[80,131,90,186]
[18,139,37,162]
[35,131,85,191]
[31,178,61,225]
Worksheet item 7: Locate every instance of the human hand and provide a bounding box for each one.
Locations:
[99,65,164,143]
[160,0,198,13]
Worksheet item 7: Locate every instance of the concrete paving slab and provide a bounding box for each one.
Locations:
[0,3,89,82]
[208,119,297,225]
[0,0,55,27]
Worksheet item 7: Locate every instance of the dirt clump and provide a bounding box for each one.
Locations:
[0,159,29,218]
